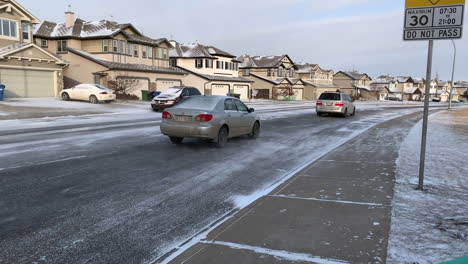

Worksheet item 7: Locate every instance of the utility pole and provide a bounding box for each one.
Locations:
[448,40,456,110]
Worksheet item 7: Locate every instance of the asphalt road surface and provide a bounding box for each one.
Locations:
[0,106,423,264]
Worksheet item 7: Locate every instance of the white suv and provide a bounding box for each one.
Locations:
[316,92,356,117]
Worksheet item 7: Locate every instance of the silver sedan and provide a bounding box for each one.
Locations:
[160,96,261,147]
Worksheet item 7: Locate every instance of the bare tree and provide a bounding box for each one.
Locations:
[273,87,294,100]
[107,72,141,96]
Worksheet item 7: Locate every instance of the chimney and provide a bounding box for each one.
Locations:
[65,11,75,28]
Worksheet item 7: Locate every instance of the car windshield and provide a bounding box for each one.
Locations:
[160,88,183,96]
[173,96,220,111]
[94,84,109,90]
[319,93,341,101]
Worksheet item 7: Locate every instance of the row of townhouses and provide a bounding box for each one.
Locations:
[1,1,467,102]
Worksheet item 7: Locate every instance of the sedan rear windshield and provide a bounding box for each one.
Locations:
[173,96,220,111]
[319,93,341,101]
[161,88,182,95]
[94,84,109,90]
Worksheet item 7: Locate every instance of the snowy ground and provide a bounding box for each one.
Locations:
[387,108,468,264]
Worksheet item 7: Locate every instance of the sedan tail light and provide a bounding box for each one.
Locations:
[162,111,172,119]
[316,101,323,106]
[335,102,344,107]
[113,91,117,94]
[100,91,108,95]
[195,114,213,122]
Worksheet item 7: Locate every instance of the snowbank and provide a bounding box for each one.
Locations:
[387,109,468,264]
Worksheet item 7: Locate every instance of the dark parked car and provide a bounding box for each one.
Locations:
[151,87,202,111]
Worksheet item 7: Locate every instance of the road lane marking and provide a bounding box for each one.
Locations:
[201,241,350,264]
[269,194,385,207]
[0,156,87,171]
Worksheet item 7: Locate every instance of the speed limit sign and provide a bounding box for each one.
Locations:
[404,0,465,40]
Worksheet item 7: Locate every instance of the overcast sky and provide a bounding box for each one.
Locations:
[21,0,468,81]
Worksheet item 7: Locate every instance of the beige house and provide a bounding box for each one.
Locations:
[333,71,372,98]
[33,12,186,99]
[295,63,339,100]
[0,0,67,98]
[238,55,305,100]
[169,42,252,99]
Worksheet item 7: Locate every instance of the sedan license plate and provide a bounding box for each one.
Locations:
[176,115,191,122]
[326,103,333,106]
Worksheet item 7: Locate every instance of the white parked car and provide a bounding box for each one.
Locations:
[61,84,116,104]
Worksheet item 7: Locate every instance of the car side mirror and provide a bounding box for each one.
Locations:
[248,108,255,113]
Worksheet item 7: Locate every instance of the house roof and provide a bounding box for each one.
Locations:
[238,55,297,69]
[337,71,371,81]
[295,63,318,74]
[0,0,41,24]
[170,43,236,59]
[0,42,67,65]
[34,18,169,47]
[176,66,252,83]
[67,48,186,75]
[405,87,422,94]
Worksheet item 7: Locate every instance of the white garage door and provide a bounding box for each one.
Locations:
[156,79,182,92]
[233,85,249,100]
[293,89,304,100]
[0,69,54,98]
[211,84,229,96]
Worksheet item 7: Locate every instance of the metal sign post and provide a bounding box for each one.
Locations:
[404,0,465,190]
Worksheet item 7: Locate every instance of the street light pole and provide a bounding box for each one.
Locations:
[448,40,456,110]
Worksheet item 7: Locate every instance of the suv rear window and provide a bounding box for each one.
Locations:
[319,93,341,101]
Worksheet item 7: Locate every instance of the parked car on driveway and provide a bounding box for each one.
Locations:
[151,87,201,112]
[61,84,116,104]
[160,95,260,147]
[316,92,356,117]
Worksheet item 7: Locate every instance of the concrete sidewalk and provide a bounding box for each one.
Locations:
[163,111,424,264]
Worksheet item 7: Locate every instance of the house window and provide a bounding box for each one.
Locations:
[170,59,177,67]
[41,39,48,48]
[148,47,153,59]
[0,19,17,38]
[142,46,147,58]
[57,40,67,53]
[127,43,132,56]
[195,59,203,68]
[133,44,139,57]
[120,40,125,54]
[225,62,229,70]
[113,40,118,53]
[278,68,283,77]
[216,61,223,69]
[21,23,29,41]
[289,70,294,78]
[162,48,168,59]
[205,59,213,68]
[244,69,250,76]
[267,69,271,76]
[157,48,163,59]
[103,39,109,52]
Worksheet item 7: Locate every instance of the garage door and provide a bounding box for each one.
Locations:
[211,84,229,96]
[293,89,303,100]
[255,89,270,99]
[0,69,54,98]
[156,79,182,92]
[233,85,249,100]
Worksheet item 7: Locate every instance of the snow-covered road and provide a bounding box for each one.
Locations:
[0,106,432,264]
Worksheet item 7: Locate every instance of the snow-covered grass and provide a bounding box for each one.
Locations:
[387,109,468,264]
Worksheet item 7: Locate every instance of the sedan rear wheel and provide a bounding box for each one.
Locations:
[215,126,228,148]
[342,108,348,118]
[351,107,356,116]
[62,93,70,101]
[89,95,99,104]
[249,122,260,139]
[169,136,184,144]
